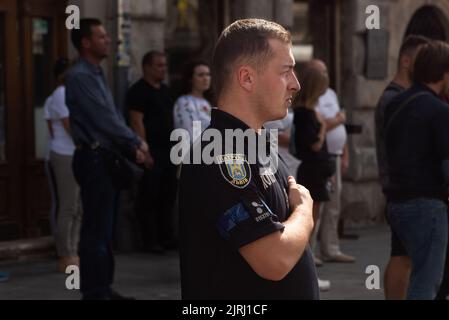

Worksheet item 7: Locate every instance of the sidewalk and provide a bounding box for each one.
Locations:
[0,224,390,300]
[318,224,389,300]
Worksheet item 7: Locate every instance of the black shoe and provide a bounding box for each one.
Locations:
[110,290,136,300]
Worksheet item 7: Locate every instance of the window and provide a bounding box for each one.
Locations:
[32,17,54,160]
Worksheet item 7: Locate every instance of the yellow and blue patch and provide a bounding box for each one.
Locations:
[216,154,251,189]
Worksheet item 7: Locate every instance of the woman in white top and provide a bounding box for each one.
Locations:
[44,58,82,272]
[173,61,213,144]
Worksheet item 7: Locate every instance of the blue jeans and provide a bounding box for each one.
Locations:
[387,198,448,300]
[72,148,119,299]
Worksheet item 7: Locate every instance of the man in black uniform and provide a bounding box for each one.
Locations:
[179,19,318,299]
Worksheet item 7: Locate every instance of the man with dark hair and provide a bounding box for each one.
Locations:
[126,51,177,254]
[70,18,102,51]
[375,34,429,300]
[384,40,449,299]
[141,51,165,68]
[66,18,148,300]
[179,19,318,299]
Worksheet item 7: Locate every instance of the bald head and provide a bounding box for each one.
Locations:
[307,59,328,77]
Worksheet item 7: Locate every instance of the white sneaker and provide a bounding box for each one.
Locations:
[318,278,331,292]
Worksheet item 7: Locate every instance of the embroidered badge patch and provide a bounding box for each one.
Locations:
[216,154,251,189]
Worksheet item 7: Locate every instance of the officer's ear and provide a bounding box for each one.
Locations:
[237,65,255,92]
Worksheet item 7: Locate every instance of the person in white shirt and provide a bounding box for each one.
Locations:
[309,59,355,264]
[44,58,82,272]
[173,61,213,144]
[264,108,300,177]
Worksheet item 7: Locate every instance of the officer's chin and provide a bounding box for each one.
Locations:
[269,109,288,122]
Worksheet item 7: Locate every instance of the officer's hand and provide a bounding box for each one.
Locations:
[287,176,313,224]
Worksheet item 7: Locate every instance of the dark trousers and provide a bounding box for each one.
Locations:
[72,148,119,299]
[136,149,177,249]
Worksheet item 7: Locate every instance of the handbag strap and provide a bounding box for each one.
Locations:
[384,91,429,137]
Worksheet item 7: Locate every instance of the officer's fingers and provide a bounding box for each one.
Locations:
[297,184,312,198]
[288,176,298,189]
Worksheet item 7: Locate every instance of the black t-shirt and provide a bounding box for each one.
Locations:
[126,79,174,150]
[179,109,319,300]
[293,107,330,162]
[384,83,449,201]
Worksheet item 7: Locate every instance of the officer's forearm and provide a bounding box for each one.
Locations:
[239,206,313,281]
[279,206,314,269]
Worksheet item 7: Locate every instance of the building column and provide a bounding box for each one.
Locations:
[129,0,167,84]
[339,0,391,223]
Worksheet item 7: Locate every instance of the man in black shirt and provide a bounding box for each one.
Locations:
[179,19,318,299]
[127,51,177,253]
[384,40,449,299]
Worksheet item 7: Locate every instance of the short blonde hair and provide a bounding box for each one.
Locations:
[212,19,292,100]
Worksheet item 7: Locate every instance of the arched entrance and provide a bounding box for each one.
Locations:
[405,5,449,41]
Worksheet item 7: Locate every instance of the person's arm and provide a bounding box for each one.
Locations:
[239,176,314,281]
[129,110,146,142]
[66,73,142,153]
[434,106,449,186]
[46,120,54,139]
[323,111,346,132]
[128,110,154,168]
[341,142,349,174]
[311,111,327,152]
[61,118,71,136]
[43,97,54,139]
[50,88,71,137]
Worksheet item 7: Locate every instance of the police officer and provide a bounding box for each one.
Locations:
[179,19,318,299]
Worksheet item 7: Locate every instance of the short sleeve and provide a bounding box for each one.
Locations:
[50,87,69,119]
[43,96,52,120]
[216,191,285,249]
[213,158,285,249]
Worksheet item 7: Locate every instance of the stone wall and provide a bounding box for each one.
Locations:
[231,0,293,28]
[128,0,167,84]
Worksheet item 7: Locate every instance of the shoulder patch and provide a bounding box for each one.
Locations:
[216,154,251,189]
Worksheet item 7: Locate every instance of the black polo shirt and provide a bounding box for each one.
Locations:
[126,79,174,151]
[179,109,319,300]
[384,83,449,201]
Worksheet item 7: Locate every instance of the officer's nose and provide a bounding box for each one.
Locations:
[290,72,301,93]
